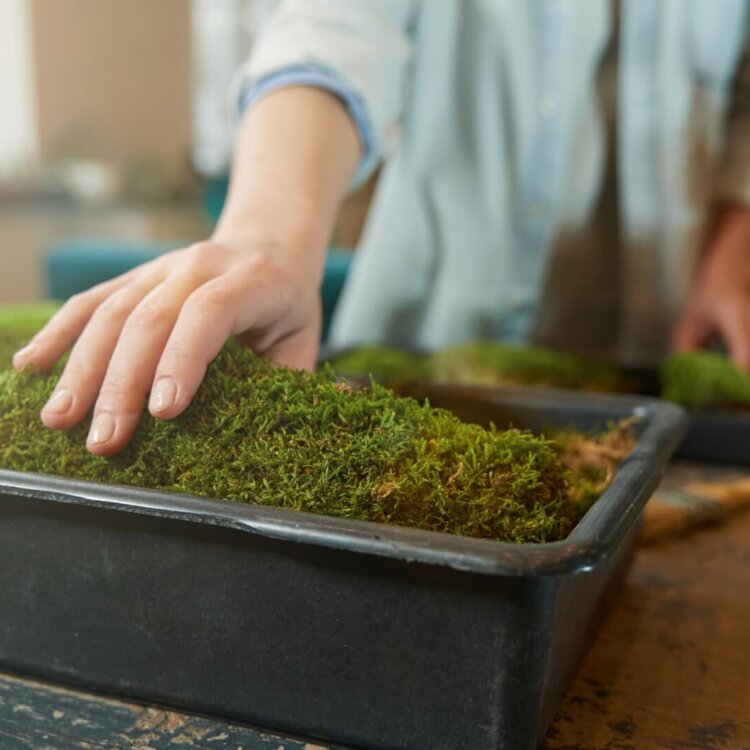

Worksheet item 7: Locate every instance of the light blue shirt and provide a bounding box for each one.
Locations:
[241,64,377,189]
[235,0,750,366]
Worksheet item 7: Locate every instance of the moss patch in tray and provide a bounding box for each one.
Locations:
[0,305,632,544]
[660,351,750,409]
[0,301,61,368]
[328,342,621,392]
[327,345,432,388]
[330,343,750,412]
[431,343,620,391]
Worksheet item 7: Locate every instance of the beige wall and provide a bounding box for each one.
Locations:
[0,0,38,173]
[29,0,191,181]
[0,2,204,307]
[0,202,212,305]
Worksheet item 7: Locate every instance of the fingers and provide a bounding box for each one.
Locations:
[676,297,750,371]
[81,270,210,455]
[262,304,321,371]
[12,274,133,372]
[149,257,301,420]
[14,242,317,457]
[672,307,712,353]
[263,330,319,371]
[40,270,166,434]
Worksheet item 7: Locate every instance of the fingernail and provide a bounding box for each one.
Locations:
[43,388,73,415]
[12,344,36,367]
[89,412,115,445]
[150,377,176,413]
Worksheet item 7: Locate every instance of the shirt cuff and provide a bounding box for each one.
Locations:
[239,64,378,190]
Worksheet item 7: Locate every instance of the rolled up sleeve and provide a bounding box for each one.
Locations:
[239,64,378,189]
[231,0,416,189]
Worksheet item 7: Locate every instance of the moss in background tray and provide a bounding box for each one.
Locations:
[431,343,620,391]
[327,345,432,387]
[326,342,621,392]
[0,328,632,543]
[660,351,750,409]
[0,302,61,368]
[431,343,750,411]
[329,343,750,413]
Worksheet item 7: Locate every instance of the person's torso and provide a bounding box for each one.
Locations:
[330,0,749,367]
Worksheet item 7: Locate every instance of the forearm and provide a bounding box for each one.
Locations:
[213,86,361,281]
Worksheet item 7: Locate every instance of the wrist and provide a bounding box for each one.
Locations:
[210,86,358,280]
[211,215,328,281]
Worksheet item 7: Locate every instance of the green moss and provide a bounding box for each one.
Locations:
[327,343,750,414]
[0,301,61,333]
[326,342,620,393]
[0,303,634,543]
[0,301,60,368]
[0,332,632,543]
[430,343,620,391]
[660,351,750,409]
[326,345,431,386]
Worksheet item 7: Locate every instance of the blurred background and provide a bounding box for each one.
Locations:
[0,0,369,332]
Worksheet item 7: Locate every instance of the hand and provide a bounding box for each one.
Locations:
[673,207,750,369]
[12,240,321,456]
[11,83,360,456]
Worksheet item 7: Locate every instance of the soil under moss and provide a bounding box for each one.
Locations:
[0,305,632,544]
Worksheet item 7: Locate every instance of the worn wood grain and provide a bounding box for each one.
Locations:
[543,461,750,750]
[0,672,340,750]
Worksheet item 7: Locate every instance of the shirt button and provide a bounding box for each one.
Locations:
[538,95,557,117]
[504,295,523,312]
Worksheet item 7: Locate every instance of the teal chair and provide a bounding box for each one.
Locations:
[45,237,352,341]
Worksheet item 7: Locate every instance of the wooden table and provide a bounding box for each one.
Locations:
[542,461,750,750]
[1,462,749,750]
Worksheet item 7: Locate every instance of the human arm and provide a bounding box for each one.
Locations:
[673,205,750,368]
[12,86,360,455]
[13,0,414,456]
[673,37,750,368]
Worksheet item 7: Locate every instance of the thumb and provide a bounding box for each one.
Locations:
[264,325,320,371]
[714,300,750,371]
[672,306,712,352]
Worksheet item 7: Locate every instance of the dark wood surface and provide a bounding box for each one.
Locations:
[1,462,749,750]
[0,671,341,750]
[542,461,750,750]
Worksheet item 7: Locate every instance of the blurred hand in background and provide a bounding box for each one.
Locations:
[674,206,750,370]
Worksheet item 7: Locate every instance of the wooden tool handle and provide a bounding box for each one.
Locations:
[639,476,750,545]
[685,477,750,510]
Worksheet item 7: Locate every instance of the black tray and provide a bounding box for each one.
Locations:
[0,386,686,750]
[674,408,750,464]
[619,367,750,464]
